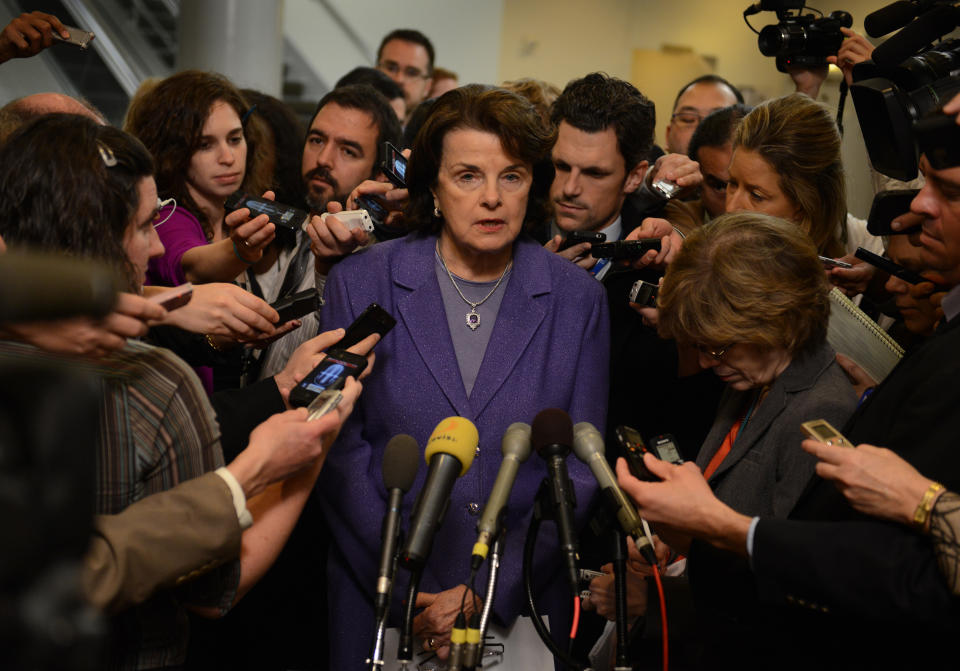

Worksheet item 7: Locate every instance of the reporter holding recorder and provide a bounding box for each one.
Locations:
[317,85,608,668]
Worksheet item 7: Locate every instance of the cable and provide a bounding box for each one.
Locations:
[743,12,761,35]
[652,564,668,671]
[569,595,580,641]
[523,505,585,670]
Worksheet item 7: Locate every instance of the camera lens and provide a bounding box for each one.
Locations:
[758,23,806,57]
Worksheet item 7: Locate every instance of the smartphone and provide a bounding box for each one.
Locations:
[800,419,852,447]
[854,247,928,285]
[867,189,919,236]
[381,142,407,188]
[355,194,390,227]
[819,255,853,270]
[225,191,308,231]
[271,288,320,324]
[559,230,606,251]
[51,25,95,49]
[591,239,662,259]
[628,279,659,307]
[317,209,375,234]
[289,348,368,408]
[149,283,193,311]
[339,302,397,350]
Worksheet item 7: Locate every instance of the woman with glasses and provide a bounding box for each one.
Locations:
[657,211,857,519]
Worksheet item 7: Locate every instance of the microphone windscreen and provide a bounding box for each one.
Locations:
[424,416,478,476]
[865,1,919,38]
[572,421,605,462]
[532,408,573,457]
[383,434,420,492]
[501,422,533,461]
[0,253,119,322]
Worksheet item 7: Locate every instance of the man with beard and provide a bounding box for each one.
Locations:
[301,85,402,279]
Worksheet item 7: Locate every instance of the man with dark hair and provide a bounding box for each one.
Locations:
[543,72,700,275]
[335,66,407,121]
[376,28,435,122]
[682,103,752,225]
[301,84,401,215]
[666,74,743,155]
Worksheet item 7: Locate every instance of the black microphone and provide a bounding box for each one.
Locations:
[865,1,920,37]
[531,408,580,595]
[470,422,532,570]
[872,3,959,67]
[374,434,420,620]
[0,253,119,322]
[572,422,657,565]
[400,416,478,569]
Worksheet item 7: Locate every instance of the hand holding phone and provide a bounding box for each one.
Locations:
[801,419,852,447]
[559,230,606,251]
[289,348,368,408]
[148,283,193,311]
[271,288,320,324]
[616,426,683,481]
[591,239,662,259]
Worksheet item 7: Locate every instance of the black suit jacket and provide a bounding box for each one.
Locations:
[689,315,960,668]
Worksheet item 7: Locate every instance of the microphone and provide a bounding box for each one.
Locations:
[374,434,420,620]
[872,3,959,67]
[572,422,658,565]
[400,416,478,569]
[865,1,921,37]
[470,422,532,569]
[0,253,119,322]
[531,408,580,595]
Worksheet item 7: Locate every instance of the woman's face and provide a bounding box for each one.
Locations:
[122,177,165,287]
[696,342,792,391]
[187,100,247,202]
[726,148,803,225]
[432,128,532,259]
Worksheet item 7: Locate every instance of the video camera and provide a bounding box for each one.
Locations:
[850,1,960,180]
[745,0,852,73]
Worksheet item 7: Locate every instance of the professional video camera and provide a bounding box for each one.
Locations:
[850,1,960,181]
[744,0,853,73]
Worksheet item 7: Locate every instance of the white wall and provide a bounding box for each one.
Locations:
[499,0,894,218]
[284,0,504,89]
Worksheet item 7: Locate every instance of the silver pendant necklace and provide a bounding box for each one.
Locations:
[435,242,512,331]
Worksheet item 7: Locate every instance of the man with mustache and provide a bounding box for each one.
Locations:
[301,85,402,278]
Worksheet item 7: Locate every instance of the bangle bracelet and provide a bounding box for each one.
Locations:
[913,481,945,530]
[232,239,256,265]
[205,334,225,353]
[670,224,687,240]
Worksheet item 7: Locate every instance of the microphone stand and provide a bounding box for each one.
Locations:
[611,527,631,671]
[397,568,423,670]
[476,530,504,666]
[523,479,585,671]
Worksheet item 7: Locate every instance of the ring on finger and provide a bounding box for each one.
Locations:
[427,637,438,650]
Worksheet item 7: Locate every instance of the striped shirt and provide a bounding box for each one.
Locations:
[0,340,239,670]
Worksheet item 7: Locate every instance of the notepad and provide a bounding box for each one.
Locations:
[827,288,904,383]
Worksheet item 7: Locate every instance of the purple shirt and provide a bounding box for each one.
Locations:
[146,204,208,288]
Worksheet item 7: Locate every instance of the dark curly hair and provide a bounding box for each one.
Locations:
[550,72,655,172]
[124,70,270,240]
[405,85,557,233]
[0,114,154,291]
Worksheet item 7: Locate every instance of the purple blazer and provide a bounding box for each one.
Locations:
[317,232,610,669]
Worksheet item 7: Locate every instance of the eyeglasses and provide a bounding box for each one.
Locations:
[379,60,430,80]
[154,197,177,227]
[670,111,704,127]
[696,343,731,361]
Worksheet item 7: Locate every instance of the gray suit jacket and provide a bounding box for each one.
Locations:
[695,342,857,518]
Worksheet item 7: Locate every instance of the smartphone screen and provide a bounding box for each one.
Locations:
[290,349,367,407]
[382,142,407,187]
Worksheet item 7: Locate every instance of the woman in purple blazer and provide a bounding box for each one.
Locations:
[318,85,610,669]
